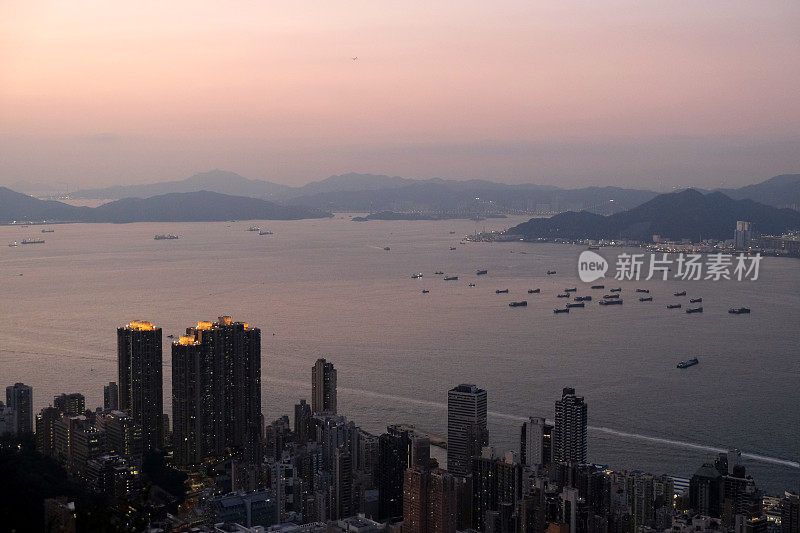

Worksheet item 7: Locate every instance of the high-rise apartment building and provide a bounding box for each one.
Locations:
[117,321,163,451]
[294,399,312,444]
[470,448,523,531]
[5,382,33,435]
[312,358,337,415]
[103,382,119,411]
[54,393,85,416]
[171,317,262,466]
[403,466,458,533]
[447,384,488,477]
[553,387,587,464]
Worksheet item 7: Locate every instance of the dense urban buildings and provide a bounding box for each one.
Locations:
[447,383,488,477]
[1,322,795,532]
[117,320,164,451]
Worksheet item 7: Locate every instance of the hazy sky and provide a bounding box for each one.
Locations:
[2,1,799,190]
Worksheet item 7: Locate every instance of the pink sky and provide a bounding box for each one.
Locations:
[1,1,799,189]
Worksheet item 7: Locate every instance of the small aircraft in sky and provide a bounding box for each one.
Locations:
[351,56,358,61]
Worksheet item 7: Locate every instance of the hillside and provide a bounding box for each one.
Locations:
[0,188,330,223]
[507,189,800,241]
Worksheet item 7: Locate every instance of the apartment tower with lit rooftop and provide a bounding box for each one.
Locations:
[117,321,163,451]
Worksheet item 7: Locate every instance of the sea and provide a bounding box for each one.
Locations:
[1,215,798,493]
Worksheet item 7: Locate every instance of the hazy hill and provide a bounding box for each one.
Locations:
[0,187,91,222]
[0,188,329,223]
[72,170,291,200]
[284,179,657,214]
[507,189,800,241]
[717,174,800,209]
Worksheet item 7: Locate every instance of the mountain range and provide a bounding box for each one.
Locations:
[62,171,800,214]
[0,188,330,223]
[506,189,800,242]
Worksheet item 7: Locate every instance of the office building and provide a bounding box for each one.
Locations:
[117,321,163,451]
[5,382,33,435]
[312,358,337,415]
[447,384,488,477]
[553,387,587,464]
[520,417,552,470]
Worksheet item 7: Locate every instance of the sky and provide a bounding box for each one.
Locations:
[1,1,799,191]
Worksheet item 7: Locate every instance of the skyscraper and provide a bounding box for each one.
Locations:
[447,384,488,477]
[470,448,523,531]
[6,382,33,435]
[333,446,354,520]
[103,382,119,411]
[117,321,163,451]
[553,387,587,464]
[520,416,551,470]
[54,393,86,416]
[294,399,312,444]
[171,317,262,466]
[378,425,413,520]
[311,358,337,415]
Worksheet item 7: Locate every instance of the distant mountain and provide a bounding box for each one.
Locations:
[284,179,657,214]
[277,173,418,199]
[61,170,800,213]
[71,170,291,200]
[717,174,800,210]
[0,188,329,223]
[507,189,800,242]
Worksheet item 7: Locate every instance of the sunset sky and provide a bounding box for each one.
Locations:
[1,1,799,189]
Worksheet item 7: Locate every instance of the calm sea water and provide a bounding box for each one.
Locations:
[1,217,798,492]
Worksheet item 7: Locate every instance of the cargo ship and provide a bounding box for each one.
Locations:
[553,307,570,314]
[599,299,623,306]
[508,301,527,307]
[476,269,488,275]
[677,358,699,369]
[496,289,509,294]
[728,307,750,314]
[527,288,540,294]
[21,238,45,244]
[686,307,703,314]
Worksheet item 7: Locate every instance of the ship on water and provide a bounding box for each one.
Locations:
[686,307,703,314]
[677,358,699,369]
[527,288,540,294]
[154,234,179,240]
[599,299,623,306]
[508,301,527,307]
[21,238,45,244]
[476,269,488,275]
[729,307,751,314]
[444,275,458,281]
